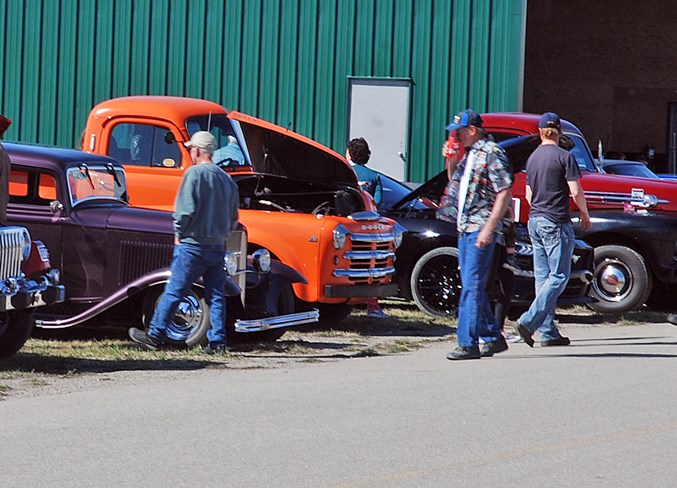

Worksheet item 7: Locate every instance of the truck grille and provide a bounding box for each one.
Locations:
[119,241,173,285]
[342,235,396,284]
[0,227,29,280]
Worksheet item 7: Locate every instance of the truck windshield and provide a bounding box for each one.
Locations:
[185,114,249,167]
[567,134,598,172]
[67,164,128,206]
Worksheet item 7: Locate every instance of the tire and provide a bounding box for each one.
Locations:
[316,303,354,327]
[236,285,294,342]
[142,286,210,347]
[0,310,35,358]
[588,245,652,313]
[410,246,461,318]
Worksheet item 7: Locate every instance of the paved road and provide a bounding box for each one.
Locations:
[2,322,677,487]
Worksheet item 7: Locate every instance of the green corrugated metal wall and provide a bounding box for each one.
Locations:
[0,0,525,182]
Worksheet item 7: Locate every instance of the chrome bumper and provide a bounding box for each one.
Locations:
[234,309,319,333]
[0,284,65,312]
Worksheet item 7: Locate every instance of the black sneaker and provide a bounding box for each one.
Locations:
[201,343,228,355]
[667,313,677,326]
[541,336,571,347]
[446,345,481,360]
[514,323,535,348]
[128,327,164,351]
[480,337,509,357]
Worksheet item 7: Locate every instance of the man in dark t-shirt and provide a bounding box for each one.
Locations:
[514,112,592,348]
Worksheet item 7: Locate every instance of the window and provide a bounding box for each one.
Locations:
[9,169,59,206]
[108,123,182,168]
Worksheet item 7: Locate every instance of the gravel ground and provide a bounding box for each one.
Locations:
[0,308,453,400]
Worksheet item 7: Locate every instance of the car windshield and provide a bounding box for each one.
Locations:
[66,164,127,206]
[378,172,431,211]
[185,114,250,167]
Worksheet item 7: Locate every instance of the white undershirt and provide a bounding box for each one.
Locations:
[457,152,475,229]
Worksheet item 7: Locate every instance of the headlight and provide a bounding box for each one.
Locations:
[223,252,239,276]
[393,223,406,248]
[21,228,31,260]
[47,268,60,285]
[333,224,349,249]
[252,249,271,273]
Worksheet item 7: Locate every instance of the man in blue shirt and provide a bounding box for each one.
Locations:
[129,131,239,354]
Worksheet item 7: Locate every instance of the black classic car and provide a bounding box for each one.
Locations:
[4,142,318,346]
[377,145,595,318]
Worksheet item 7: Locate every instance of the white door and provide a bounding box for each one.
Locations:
[348,78,411,181]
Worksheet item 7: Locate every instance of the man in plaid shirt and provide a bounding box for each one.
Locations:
[444,109,513,360]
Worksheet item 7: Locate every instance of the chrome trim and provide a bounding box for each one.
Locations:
[1,285,65,312]
[235,309,319,333]
[333,266,396,279]
[347,211,382,221]
[584,191,668,208]
[349,232,398,243]
[0,227,30,279]
[343,250,395,260]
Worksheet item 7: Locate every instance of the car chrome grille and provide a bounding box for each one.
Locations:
[0,227,27,280]
[119,241,173,284]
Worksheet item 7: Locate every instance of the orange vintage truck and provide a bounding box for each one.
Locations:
[81,96,404,323]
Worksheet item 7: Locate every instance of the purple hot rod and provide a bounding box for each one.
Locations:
[4,142,318,346]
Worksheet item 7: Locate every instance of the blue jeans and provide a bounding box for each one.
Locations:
[518,217,575,340]
[148,243,228,346]
[456,231,502,347]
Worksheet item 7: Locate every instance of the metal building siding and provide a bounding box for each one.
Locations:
[0,0,524,182]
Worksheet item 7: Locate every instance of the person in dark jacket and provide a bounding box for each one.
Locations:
[129,131,239,354]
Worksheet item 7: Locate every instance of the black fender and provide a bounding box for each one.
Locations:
[244,260,307,316]
[270,260,308,285]
[36,268,242,328]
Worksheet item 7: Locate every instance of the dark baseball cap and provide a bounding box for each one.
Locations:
[538,112,561,131]
[446,109,483,131]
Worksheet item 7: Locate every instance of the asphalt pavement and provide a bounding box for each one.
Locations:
[1,322,677,487]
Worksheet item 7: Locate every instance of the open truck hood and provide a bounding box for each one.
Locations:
[227,111,358,187]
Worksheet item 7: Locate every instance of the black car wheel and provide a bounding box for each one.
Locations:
[589,245,652,313]
[142,286,210,347]
[410,246,461,318]
[0,310,35,358]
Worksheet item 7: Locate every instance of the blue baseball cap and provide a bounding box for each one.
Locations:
[446,109,483,131]
[538,112,561,131]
